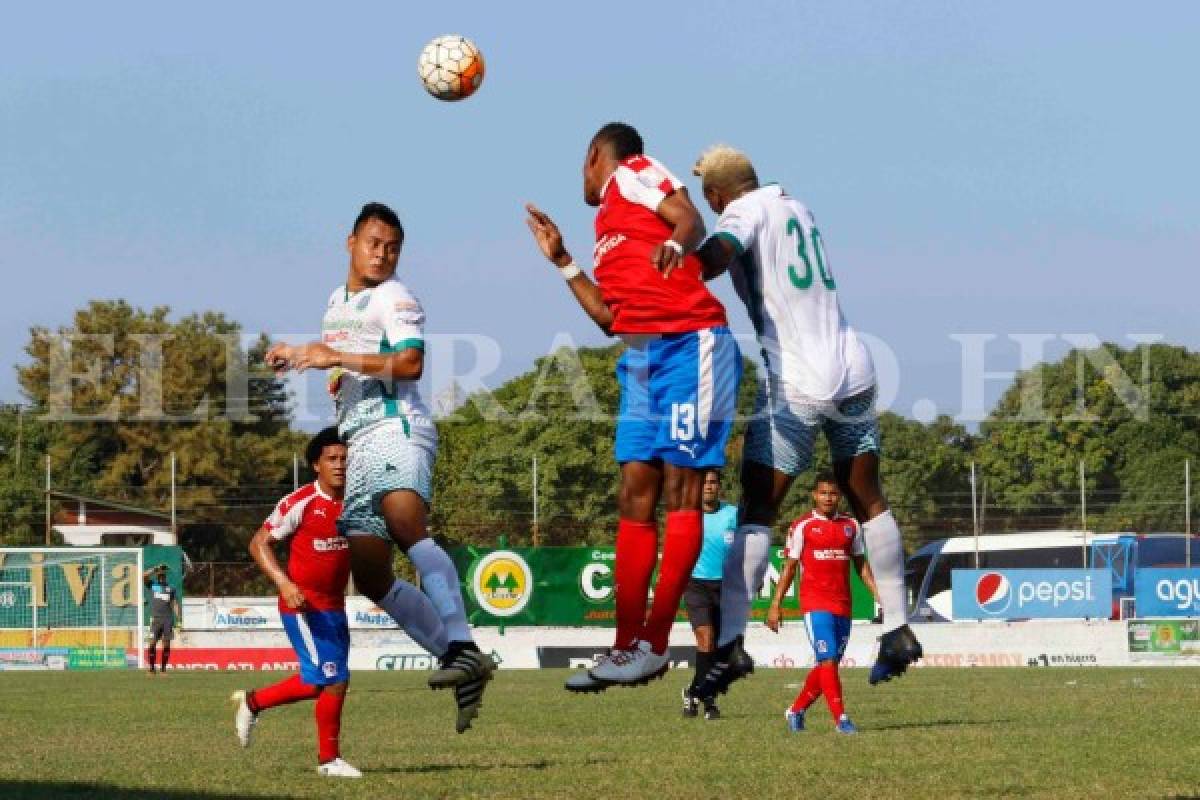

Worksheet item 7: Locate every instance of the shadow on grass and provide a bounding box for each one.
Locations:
[0,783,292,800]
[868,718,1013,731]
[374,755,618,775]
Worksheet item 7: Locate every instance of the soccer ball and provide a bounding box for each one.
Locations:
[417,35,485,102]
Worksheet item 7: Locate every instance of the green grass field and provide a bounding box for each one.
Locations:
[1,668,1197,799]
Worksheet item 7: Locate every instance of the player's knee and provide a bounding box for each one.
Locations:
[661,467,702,511]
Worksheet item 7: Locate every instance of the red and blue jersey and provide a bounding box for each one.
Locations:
[592,154,728,335]
[785,510,864,617]
[263,483,350,612]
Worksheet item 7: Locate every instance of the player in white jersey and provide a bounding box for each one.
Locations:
[266,203,495,733]
[681,147,922,699]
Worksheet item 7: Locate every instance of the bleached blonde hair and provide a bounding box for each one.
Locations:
[693,144,759,194]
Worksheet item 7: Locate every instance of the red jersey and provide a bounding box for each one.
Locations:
[785,510,864,617]
[592,154,728,334]
[263,482,350,612]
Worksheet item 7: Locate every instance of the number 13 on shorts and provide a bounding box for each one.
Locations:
[670,402,696,441]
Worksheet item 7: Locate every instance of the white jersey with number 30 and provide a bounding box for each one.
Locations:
[715,184,874,402]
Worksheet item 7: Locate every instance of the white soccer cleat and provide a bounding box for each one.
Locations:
[230,690,257,748]
[317,757,362,778]
[588,640,669,686]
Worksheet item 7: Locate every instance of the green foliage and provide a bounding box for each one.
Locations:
[978,343,1200,531]
[7,300,305,556]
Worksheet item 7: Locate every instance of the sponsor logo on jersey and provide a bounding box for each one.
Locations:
[811,548,849,561]
[593,233,627,265]
[354,292,372,311]
[472,550,533,617]
[311,536,348,552]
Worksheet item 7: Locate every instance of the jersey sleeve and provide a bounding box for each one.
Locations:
[264,496,303,541]
[713,195,762,255]
[612,156,683,212]
[784,519,805,560]
[380,285,425,352]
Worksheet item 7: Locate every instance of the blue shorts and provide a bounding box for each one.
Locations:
[804,611,851,664]
[281,609,350,686]
[615,327,742,468]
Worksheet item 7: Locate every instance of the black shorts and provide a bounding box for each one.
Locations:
[683,579,722,631]
[150,618,174,642]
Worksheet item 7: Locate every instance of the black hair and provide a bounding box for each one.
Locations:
[813,471,838,489]
[351,202,404,242]
[306,426,344,468]
[591,122,644,161]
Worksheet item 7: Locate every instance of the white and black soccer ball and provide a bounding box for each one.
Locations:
[417,34,485,102]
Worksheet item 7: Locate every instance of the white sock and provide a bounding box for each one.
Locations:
[862,510,908,633]
[377,578,448,657]
[717,524,772,648]
[407,538,473,643]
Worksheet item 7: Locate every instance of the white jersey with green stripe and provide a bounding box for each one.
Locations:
[322,277,433,439]
[714,184,874,402]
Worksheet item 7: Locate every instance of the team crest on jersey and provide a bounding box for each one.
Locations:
[843,524,854,539]
[322,661,339,678]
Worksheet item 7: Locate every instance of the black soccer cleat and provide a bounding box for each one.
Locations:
[681,687,699,718]
[869,624,924,686]
[429,641,496,690]
[689,638,755,702]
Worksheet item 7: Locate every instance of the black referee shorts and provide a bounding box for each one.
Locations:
[683,578,722,631]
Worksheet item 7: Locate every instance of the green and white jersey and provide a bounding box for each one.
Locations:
[715,184,874,402]
[322,277,433,440]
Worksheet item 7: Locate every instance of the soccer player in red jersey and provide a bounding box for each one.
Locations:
[526,123,742,690]
[230,428,361,778]
[767,474,877,734]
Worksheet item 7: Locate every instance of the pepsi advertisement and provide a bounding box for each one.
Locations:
[952,569,1112,620]
[1133,569,1200,617]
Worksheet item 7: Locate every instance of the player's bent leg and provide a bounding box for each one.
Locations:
[348,535,450,658]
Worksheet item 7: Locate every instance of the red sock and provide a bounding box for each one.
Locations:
[247,674,321,713]
[614,518,658,650]
[817,660,845,719]
[315,687,346,764]
[789,666,824,713]
[642,510,702,653]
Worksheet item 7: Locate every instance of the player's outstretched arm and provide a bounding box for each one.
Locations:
[766,558,801,633]
[269,341,422,381]
[652,189,706,277]
[525,203,615,334]
[695,234,739,282]
[249,525,306,610]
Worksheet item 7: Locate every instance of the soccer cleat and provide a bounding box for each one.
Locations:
[681,687,699,718]
[703,701,720,721]
[317,757,362,778]
[835,715,859,735]
[690,638,755,702]
[869,624,924,686]
[452,671,494,734]
[588,640,669,686]
[428,643,497,690]
[230,690,257,748]
[564,650,617,693]
[786,709,806,733]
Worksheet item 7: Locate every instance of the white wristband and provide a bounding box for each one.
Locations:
[557,261,582,280]
[664,239,684,256]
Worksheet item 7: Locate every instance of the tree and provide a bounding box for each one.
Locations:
[12,300,305,557]
[977,343,1200,531]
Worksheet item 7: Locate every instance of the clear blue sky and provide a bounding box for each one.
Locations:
[2,1,1198,426]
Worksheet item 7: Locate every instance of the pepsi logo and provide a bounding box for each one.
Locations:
[975,572,1012,614]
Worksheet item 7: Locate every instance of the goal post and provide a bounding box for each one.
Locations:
[0,547,145,669]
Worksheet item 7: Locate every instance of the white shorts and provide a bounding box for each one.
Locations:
[338,420,437,539]
[743,379,879,477]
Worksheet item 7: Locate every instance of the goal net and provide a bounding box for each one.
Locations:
[0,548,144,669]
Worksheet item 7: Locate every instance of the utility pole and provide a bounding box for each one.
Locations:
[531,455,540,547]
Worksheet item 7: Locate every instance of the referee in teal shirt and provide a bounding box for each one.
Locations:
[682,469,738,719]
